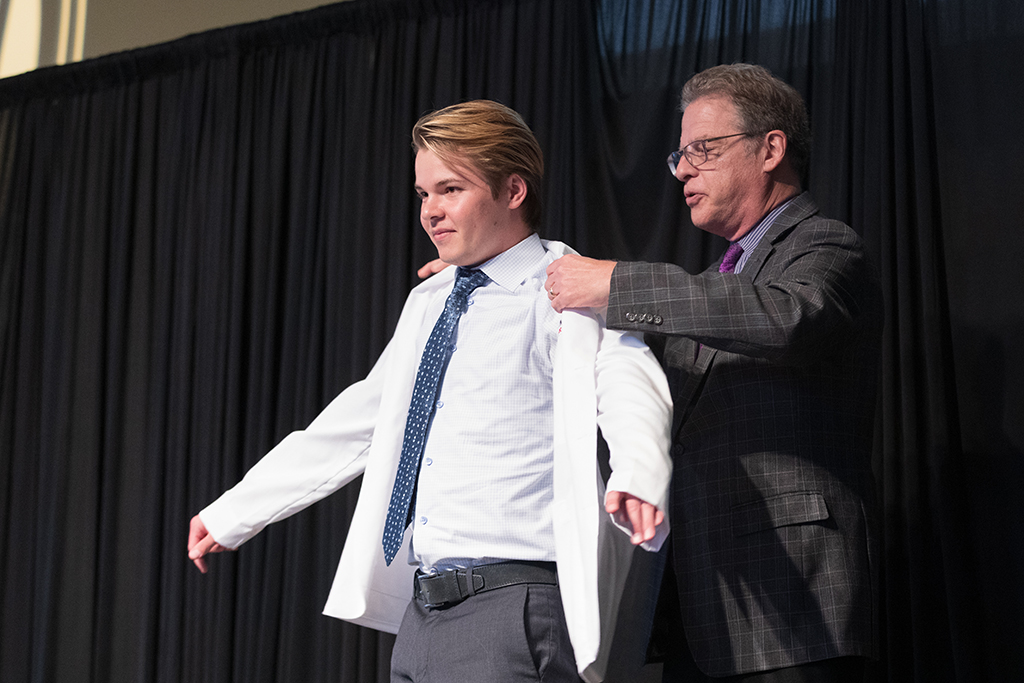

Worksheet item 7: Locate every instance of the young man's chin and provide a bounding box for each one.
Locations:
[436,251,474,268]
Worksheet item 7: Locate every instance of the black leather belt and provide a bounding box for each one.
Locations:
[413,561,557,608]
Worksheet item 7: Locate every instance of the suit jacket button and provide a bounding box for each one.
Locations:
[626,312,637,322]
[653,315,663,325]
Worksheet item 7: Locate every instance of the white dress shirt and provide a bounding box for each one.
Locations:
[411,233,559,572]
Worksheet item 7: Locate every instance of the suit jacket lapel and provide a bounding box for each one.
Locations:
[672,193,819,438]
[740,192,818,282]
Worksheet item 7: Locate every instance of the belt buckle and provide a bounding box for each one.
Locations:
[418,570,462,608]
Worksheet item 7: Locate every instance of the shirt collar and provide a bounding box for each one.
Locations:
[734,195,797,273]
[474,233,546,292]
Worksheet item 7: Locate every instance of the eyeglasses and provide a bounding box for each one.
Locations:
[667,132,758,174]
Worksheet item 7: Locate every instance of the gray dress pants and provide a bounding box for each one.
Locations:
[390,582,582,683]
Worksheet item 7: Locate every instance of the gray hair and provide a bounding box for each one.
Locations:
[681,63,811,179]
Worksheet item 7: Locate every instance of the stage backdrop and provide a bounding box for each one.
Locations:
[1,0,1022,682]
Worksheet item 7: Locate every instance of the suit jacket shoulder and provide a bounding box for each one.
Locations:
[607,192,881,363]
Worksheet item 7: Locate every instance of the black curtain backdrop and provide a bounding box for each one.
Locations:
[1,1,1021,682]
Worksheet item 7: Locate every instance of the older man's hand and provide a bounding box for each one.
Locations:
[544,255,616,312]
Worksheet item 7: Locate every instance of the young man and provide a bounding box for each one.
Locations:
[188,100,673,682]
[545,65,882,683]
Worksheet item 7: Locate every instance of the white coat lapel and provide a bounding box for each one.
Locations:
[324,267,457,631]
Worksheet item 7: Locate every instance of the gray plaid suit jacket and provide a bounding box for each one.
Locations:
[607,192,882,677]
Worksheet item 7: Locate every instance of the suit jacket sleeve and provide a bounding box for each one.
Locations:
[606,215,879,364]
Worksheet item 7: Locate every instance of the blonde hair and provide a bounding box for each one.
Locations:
[412,100,544,229]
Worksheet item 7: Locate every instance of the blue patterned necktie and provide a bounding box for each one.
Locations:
[382,267,489,565]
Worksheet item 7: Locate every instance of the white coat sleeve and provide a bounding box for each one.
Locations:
[199,336,396,550]
[594,325,673,551]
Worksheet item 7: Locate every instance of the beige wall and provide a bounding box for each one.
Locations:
[83,0,334,59]
[0,0,337,78]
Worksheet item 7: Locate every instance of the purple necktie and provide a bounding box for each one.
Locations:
[697,243,744,360]
[719,242,744,273]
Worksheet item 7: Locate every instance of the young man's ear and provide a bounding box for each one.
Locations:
[506,173,528,210]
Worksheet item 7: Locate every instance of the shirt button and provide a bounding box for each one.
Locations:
[436,400,444,409]
[425,457,433,466]
[419,516,428,525]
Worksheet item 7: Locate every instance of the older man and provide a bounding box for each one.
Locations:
[545,64,883,683]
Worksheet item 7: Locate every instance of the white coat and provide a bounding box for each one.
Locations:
[200,240,672,682]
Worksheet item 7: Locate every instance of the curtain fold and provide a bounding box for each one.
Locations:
[1,0,1021,681]
[839,1,975,680]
